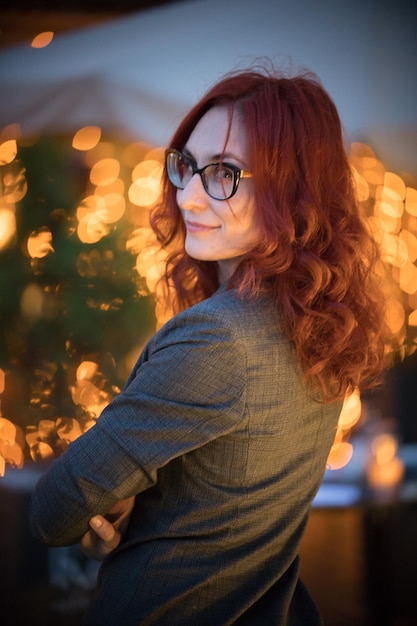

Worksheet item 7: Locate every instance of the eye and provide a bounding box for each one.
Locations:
[211,164,234,181]
[179,155,195,179]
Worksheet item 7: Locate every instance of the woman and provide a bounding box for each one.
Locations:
[30,66,390,625]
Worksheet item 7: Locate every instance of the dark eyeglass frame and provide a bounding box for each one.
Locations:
[165,148,252,201]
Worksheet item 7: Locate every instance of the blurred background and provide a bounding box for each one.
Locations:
[0,1,416,624]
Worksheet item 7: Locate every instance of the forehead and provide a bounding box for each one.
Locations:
[185,106,247,161]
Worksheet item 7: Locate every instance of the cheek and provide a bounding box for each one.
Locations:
[231,211,261,250]
[241,200,260,236]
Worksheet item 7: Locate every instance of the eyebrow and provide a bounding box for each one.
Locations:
[182,147,246,167]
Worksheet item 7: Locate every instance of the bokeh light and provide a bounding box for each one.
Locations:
[0,128,416,477]
[367,433,405,489]
[0,139,18,165]
[72,126,102,151]
[31,32,54,48]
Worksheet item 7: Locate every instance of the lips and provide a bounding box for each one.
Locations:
[185,220,219,233]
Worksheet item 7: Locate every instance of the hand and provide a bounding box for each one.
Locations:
[80,496,135,561]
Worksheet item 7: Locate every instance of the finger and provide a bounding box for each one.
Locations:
[89,516,119,546]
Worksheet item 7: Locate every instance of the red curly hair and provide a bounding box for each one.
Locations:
[150,66,391,401]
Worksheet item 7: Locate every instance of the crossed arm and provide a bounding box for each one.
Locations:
[31,305,245,549]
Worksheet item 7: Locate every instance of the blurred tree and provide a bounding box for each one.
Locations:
[0,137,155,458]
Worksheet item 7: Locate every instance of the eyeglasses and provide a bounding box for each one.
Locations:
[165,148,252,201]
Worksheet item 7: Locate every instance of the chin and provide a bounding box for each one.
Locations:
[185,247,215,262]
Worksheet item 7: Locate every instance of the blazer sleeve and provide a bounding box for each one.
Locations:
[30,305,247,546]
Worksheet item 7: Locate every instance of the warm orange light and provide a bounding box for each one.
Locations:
[84,142,115,167]
[367,433,404,489]
[29,441,55,462]
[31,31,54,48]
[25,423,56,462]
[0,209,16,250]
[350,143,386,186]
[405,187,417,216]
[350,142,375,158]
[376,185,404,219]
[399,229,417,262]
[121,141,153,168]
[77,213,109,244]
[37,419,56,439]
[154,295,174,328]
[95,192,126,223]
[338,390,362,430]
[326,442,353,470]
[20,283,44,320]
[129,159,163,207]
[0,417,16,443]
[71,379,100,406]
[56,417,82,443]
[126,227,154,254]
[374,207,401,235]
[135,245,166,280]
[76,361,99,381]
[76,195,110,244]
[400,261,417,294]
[2,167,28,204]
[0,418,25,475]
[0,441,24,469]
[383,172,406,201]
[70,378,110,417]
[90,158,120,186]
[146,263,165,292]
[385,298,406,335]
[72,126,102,151]
[76,194,104,219]
[351,167,369,202]
[76,186,126,242]
[1,131,416,477]
[362,158,386,186]
[0,124,22,143]
[0,139,17,165]
[95,178,125,196]
[380,233,408,266]
[27,228,54,258]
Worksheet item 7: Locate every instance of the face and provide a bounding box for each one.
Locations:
[176,106,260,282]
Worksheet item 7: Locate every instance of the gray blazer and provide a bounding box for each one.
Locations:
[30,286,342,625]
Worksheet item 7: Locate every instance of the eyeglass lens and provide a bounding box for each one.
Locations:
[167,151,238,200]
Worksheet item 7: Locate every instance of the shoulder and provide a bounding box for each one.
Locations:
[126,288,289,401]
[145,287,286,365]
[183,285,281,326]
[127,289,252,397]
[150,289,242,350]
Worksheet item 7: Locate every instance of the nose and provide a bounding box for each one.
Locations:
[177,173,208,212]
